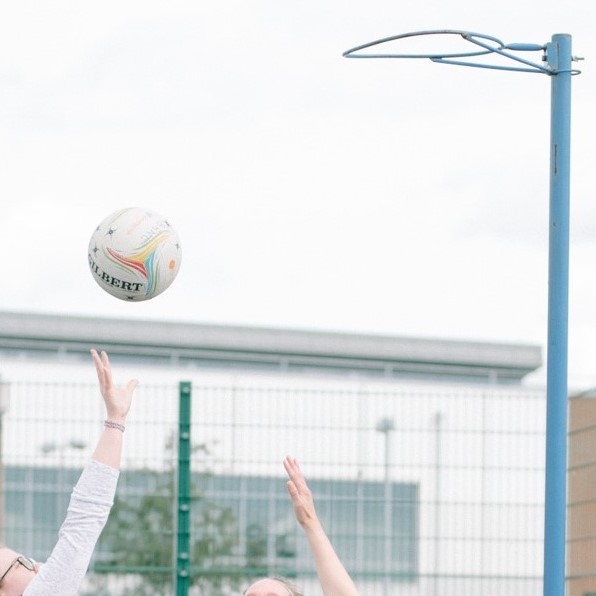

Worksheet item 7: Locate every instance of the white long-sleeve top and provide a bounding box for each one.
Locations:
[24,459,119,596]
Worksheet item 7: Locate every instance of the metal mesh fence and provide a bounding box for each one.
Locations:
[1,373,545,595]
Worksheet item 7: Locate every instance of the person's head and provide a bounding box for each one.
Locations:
[0,547,39,596]
[243,576,302,596]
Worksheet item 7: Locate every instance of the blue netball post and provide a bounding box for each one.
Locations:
[343,30,581,596]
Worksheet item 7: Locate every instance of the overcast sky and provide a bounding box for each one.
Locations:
[0,1,594,388]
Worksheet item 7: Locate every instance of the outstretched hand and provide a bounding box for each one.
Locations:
[284,456,319,530]
[90,349,138,422]
[284,456,360,595]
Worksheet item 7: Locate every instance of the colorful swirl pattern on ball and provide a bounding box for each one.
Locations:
[105,231,170,296]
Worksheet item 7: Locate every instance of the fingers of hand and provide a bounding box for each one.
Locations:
[286,480,298,498]
[100,351,113,386]
[284,456,301,479]
[91,349,107,386]
[283,457,293,477]
[285,459,309,494]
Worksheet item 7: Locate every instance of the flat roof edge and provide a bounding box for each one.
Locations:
[0,310,542,381]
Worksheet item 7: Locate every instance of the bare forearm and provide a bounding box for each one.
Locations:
[91,426,125,470]
[303,520,360,596]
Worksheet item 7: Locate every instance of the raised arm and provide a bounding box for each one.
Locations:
[90,349,138,469]
[283,456,360,596]
[22,350,139,596]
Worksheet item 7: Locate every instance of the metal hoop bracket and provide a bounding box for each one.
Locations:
[343,29,582,75]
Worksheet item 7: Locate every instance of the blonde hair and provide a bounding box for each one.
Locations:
[272,576,302,596]
[243,576,303,596]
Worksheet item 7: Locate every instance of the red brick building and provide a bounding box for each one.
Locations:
[568,391,596,596]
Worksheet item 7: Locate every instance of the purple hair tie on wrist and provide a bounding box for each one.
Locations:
[104,420,125,432]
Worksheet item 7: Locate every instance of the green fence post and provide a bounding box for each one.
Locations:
[176,381,192,596]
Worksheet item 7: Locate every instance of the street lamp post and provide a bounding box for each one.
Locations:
[376,416,395,596]
[344,31,581,596]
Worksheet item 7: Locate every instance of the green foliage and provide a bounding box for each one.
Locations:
[95,440,241,594]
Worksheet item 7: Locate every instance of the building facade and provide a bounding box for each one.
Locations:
[0,311,548,595]
[568,391,596,596]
